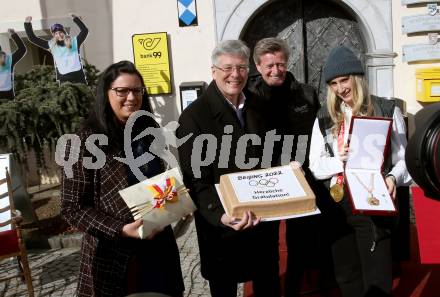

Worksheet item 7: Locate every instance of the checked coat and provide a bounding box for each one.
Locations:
[60,128,183,297]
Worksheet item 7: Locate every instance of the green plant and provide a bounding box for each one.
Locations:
[0,63,99,169]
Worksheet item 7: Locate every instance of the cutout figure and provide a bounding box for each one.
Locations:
[24,14,88,84]
[0,29,26,100]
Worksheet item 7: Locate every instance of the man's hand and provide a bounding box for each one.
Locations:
[221,211,260,231]
[7,29,15,36]
[385,175,397,200]
[290,161,305,174]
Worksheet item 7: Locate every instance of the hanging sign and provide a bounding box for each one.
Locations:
[403,43,440,62]
[177,0,198,27]
[402,14,440,34]
[402,0,440,5]
[132,32,172,95]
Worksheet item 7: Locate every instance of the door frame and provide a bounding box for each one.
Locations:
[213,0,396,98]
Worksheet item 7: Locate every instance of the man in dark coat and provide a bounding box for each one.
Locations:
[246,37,321,297]
[177,40,280,297]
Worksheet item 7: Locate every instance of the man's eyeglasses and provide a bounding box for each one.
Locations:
[110,87,145,97]
[262,63,287,70]
[214,65,249,74]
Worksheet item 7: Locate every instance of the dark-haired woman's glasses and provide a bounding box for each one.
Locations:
[110,87,145,97]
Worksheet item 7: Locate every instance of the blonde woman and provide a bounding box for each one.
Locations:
[24,14,88,84]
[309,46,411,297]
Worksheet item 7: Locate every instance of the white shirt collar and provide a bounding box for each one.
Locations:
[225,92,246,111]
[224,93,246,127]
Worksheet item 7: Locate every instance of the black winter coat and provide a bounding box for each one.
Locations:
[246,71,320,167]
[176,80,279,281]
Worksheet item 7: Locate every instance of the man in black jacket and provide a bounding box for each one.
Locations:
[246,37,321,297]
[177,39,280,297]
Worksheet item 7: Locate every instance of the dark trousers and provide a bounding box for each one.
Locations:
[58,69,87,84]
[0,89,14,100]
[331,215,392,297]
[209,268,281,297]
[203,220,281,297]
[285,215,335,297]
[284,216,322,297]
[126,226,184,297]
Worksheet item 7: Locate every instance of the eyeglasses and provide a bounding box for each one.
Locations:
[110,87,145,97]
[214,65,249,74]
[262,63,287,70]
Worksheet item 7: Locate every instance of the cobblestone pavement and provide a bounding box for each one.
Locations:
[0,219,243,297]
[0,248,79,297]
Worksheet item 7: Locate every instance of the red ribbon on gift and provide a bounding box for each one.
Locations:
[146,177,178,209]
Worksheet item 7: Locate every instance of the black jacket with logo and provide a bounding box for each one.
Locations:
[245,71,320,168]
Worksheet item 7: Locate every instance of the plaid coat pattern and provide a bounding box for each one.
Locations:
[60,129,183,296]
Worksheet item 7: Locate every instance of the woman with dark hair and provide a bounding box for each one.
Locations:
[60,61,184,297]
[0,29,26,100]
[24,14,88,84]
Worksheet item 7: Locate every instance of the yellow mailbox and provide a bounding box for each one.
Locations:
[416,68,440,102]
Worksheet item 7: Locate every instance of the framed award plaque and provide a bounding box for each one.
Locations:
[345,116,397,215]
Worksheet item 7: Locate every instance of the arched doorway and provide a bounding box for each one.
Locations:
[214,0,395,98]
[241,0,366,103]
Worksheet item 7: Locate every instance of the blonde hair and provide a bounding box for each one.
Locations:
[326,75,374,135]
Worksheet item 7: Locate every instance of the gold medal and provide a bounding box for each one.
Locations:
[367,194,380,206]
[353,173,381,206]
[330,183,344,202]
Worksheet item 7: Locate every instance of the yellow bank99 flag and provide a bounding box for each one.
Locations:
[132,32,172,95]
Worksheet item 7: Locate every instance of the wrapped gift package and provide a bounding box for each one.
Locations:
[345,116,397,215]
[119,167,196,238]
[218,164,316,219]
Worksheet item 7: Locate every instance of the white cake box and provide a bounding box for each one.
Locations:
[218,164,316,220]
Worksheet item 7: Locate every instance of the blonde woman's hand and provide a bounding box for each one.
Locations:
[121,219,142,238]
[338,144,350,162]
[385,175,397,200]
